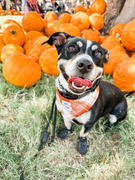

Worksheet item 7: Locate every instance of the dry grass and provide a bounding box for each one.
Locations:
[0,14,135,180]
[0,62,135,180]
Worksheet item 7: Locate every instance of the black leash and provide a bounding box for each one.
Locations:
[20,96,57,180]
[38,96,56,150]
[49,104,57,146]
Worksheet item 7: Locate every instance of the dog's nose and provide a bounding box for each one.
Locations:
[77,59,93,73]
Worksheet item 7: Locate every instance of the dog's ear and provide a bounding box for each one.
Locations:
[42,32,72,54]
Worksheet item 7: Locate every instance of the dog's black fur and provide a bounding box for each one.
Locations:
[45,32,127,155]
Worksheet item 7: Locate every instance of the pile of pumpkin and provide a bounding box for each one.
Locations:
[101,21,135,94]
[0,9,23,16]
[0,0,106,88]
[0,0,134,94]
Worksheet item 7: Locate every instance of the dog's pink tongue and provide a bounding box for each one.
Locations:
[68,77,92,87]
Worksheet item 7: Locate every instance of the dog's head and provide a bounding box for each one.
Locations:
[43,32,108,95]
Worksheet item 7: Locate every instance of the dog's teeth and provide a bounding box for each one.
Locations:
[72,82,85,90]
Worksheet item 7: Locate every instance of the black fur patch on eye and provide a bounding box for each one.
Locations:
[88,43,107,67]
[58,38,86,61]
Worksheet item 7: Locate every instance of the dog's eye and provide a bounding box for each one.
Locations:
[93,50,103,59]
[68,44,79,52]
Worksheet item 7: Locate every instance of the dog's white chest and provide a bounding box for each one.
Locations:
[56,98,91,124]
[56,87,99,124]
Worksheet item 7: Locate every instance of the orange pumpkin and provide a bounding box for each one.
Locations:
[0,41,4,62]
[3,53,41,88]
[22,11,44,32]
[57,23,80,37]
[25,36,50,62]
[39,47,59,76]
[24,40,32,52]
[85,8,92,16]
[59,13,72,24]
[13,11,20,15]
[103,45,129,75]
[1,19,22,31]
[6,9,13,15]
[90,0,106,14]
[81,29,100,42]
[89,13,104,30]
[1,44,24,63]
[70,12,90,31]
[0,10,5,16]
[25,31,44,41]
[101,35,121,50]
[44,11,58,25]
[45,20,60,36]
[11,9,16,14]
[0,32,4,43]
[3,25,26,46]
[74,5,85,13]
[121,19,135,51]
[113,57,135,92]
[131,52,135,58]
[110,24,126,40]
[99,35,109,44]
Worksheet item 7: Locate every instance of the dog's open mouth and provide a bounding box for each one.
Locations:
[68,77,92,93]
[60,64,93,93]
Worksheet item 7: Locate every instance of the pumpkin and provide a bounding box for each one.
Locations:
[25,31,44,41]
[45,20,60,36]
[22,11,44,32]
[0,41,4,62]
[103,45,129,75]
[131,52,135,58]
[113,57,135,93]
[1,19,22,31]
[74,5,85,13]
[1,44,24,63]
[99,35,109,44]
[90,0,106,14]
[121,19,135,51]
[24,40,32,52]
[0,32,4,43]
[0,10,5,16]
[3,25,26,46]
[44,11,58,25]
[13,11,20,15]
[25,36,51,62]
[70,12,90,31]
[110,24,126,40]
[101,35,121,50]
[85,8,92,16]
[39,47,59,76]
[57,23,80,37]
[3,53,41,88]
[59,13,72,24]
[11,10,16,14]
[81,29,100,42]
[6,10,13,15]
[89,13,104,30]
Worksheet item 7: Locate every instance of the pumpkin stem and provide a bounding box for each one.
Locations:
[10,30,16,35]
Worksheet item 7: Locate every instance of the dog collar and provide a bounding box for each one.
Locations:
[56,86,100,118]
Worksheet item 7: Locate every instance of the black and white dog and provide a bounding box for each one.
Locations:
[45,32,127,155]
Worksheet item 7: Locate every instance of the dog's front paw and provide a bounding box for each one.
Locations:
[77,137,87,155]
[57,128,71,139]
